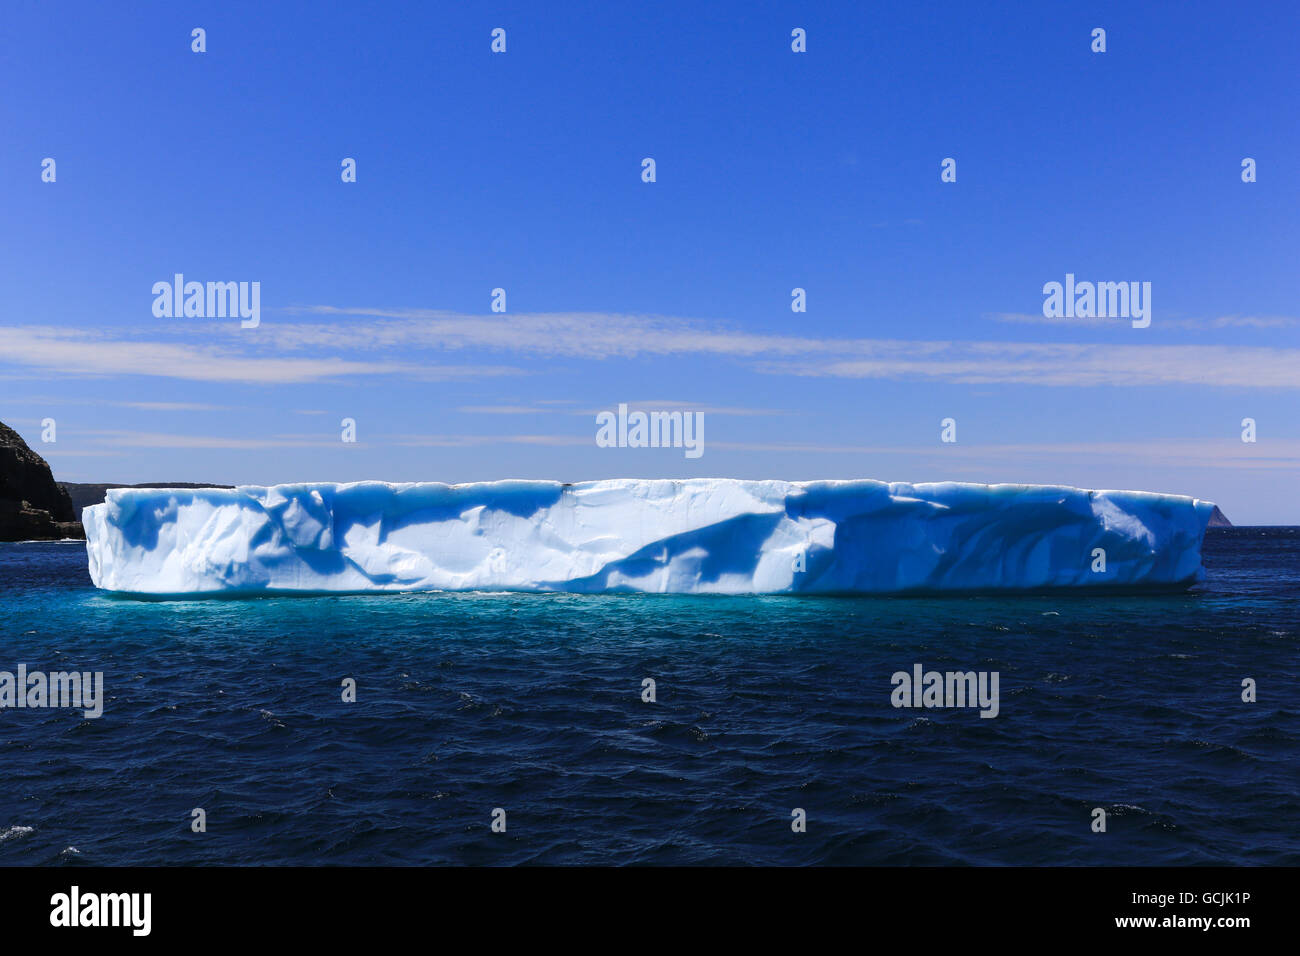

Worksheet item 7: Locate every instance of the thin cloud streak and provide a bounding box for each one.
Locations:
[4,311,1300,389]
[0,396,237,412]
[75,429,346,450]
[277,308,1300,388]
[989,311,1300,330]
[336,432,1300,469]
[458,400,788,416]
[273,307,836,358]
[0,325,524,385]
[764,342,1300,389]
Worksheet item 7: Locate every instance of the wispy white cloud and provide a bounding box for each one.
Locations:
[1,395,236,412]
[0,325,524,385]
[73,429,347,450]
[456,405,555,415]
[458,399,788,416]
[272,309,1300,388]
[596,400,787,416]
[390,433,590,448]
[242,429,1300,469]
[699,437,1300,469]
[5,309,1300,390]
[985,311,1127,328]
[762,341,1300,388]
[988,311,1300,330]
[269,307,834,358]
[1157,315,1300,330]
[37,429,1300,484]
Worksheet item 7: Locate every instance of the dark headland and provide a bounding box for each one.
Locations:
[0,420,230,542]
[0,421,81,540]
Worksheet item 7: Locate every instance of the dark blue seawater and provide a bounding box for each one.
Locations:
[1,529,1296,866]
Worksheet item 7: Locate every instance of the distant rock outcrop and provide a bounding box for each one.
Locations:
[1207,505,1233,528]
[0,421,82,541]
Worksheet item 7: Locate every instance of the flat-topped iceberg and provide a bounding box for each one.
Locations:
[82,479,1215,597]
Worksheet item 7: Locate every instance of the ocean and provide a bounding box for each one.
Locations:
[0,528,1296,865]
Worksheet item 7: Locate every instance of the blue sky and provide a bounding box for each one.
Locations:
[2,0,1298,523]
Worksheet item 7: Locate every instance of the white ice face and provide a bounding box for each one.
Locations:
[82,479,1214,597]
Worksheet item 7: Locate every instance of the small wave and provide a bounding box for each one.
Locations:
[0,825,36,844]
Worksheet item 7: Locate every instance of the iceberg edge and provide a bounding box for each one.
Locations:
[83,479,1215,598]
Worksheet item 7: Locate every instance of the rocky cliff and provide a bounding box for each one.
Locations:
[0,421,83,541]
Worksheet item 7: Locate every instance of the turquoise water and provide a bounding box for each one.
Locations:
[1,529,1297,865]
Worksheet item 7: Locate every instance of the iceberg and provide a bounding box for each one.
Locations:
[82,479,1214,597]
